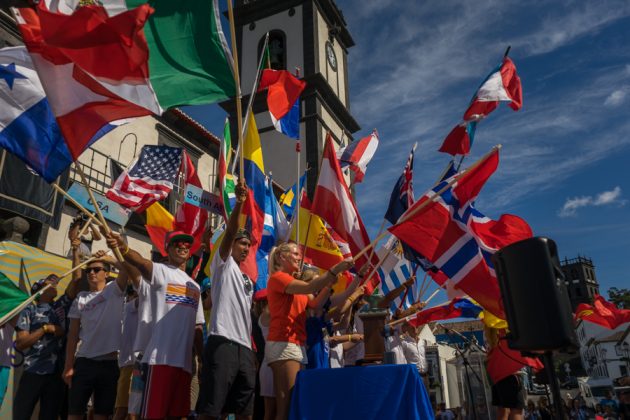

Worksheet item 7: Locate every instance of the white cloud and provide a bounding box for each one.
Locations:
[558,186,626,217]
[604,89,627,106]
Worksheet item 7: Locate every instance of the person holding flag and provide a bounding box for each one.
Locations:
[196,180,257,420]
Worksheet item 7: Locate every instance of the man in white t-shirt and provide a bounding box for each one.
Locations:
[63,255,129,420]
[105,229,205,419]
[197,181,256,420]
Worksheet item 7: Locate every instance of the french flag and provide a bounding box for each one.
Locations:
[389,149,532,319]
[13,5,157,169]
[336,130,379,183]
[258,69,306,139]
[439,57,522,156]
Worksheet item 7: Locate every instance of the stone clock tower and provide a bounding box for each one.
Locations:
[224,0,360,194]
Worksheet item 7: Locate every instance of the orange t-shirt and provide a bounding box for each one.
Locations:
[267,271,309,345]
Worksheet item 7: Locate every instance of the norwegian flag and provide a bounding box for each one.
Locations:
[384,145,415,224]
[439,57,522,156]
[389,149,532,318]
[106,145,183,213]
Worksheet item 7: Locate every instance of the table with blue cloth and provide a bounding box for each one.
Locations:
[289,364,434,420]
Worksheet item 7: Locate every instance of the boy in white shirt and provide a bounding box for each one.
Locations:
[63,255,130,420]
[105,230,205,420]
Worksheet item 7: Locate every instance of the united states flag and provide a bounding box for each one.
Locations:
[106,145,183,212]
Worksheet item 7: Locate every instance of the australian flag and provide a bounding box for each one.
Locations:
[106,145,183,212]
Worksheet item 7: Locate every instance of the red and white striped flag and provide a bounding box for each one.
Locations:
[311,133,379,291]
[106,145,183,213]
[336,130,379,183]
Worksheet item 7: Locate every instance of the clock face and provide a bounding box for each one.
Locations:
[325,41,338,72]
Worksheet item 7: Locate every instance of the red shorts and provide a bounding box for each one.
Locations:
[141,365,191,419]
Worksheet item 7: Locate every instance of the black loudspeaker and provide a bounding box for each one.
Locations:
[492,237,578,352]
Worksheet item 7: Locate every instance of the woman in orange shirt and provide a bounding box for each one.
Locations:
[266,242,353,420]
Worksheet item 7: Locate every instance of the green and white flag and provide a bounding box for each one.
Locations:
[219,118,236,221]
[0,271,29,326]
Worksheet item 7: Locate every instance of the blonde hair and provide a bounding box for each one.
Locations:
[268,242,296,274]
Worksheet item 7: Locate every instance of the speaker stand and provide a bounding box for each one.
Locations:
[454,345,480,420]
[542,352,565,419]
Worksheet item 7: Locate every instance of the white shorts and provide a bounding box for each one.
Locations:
[265,341,308,365]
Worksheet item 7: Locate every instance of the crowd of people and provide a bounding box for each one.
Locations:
[0,181,430,420]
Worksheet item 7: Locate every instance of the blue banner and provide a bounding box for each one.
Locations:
[67,183,132,226]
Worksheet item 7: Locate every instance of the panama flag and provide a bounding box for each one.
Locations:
[439,57,522,156]
[259,69,306,139]
[0,46,68,182]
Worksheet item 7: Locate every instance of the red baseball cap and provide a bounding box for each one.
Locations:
[164,231,194,249]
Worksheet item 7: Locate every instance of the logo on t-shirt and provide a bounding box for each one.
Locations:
[165,283,199,309]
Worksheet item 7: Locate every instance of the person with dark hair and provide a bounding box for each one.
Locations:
[63,255,131,420]
[196,181,256,420]
[104,228,205,420]
[13,275,65,420]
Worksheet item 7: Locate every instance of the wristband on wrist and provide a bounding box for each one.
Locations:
[42,325,48,334]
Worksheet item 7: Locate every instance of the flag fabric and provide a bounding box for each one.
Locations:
[13,5,155,171]
[240,113,266,282]
[258,69,306,139]
[42,0,236,109]
[575,295,630,329]
[408,298,483,327]
[219,118,236,222]
[0,46,68,182]
[255,176,290,296]
[145,201,174,256]
[173,151,208,254]
[0,271,30,321]
[311,134,379,292]
[280,172,306,221]
[376,237,416,312]
[385,145,414,224]
[290,194,345,271]
[336,131,379,183]
[388,150,532,319]
[439,57,522,156]
[106,145,183,213]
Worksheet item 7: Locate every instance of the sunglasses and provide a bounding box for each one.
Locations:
[171,241,192,250]
[85,267,106,274]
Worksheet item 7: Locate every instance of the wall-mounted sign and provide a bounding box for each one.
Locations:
[184,184,224,216]
[67,183,132,227]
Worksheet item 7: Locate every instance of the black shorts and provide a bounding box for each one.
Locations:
[492,374,526,409]
[68,357,119,416]
[196,335,256,417]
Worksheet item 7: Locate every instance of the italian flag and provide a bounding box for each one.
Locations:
[41,0,235,111]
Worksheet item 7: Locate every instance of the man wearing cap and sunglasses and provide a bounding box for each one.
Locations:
[104,224,205,419]
[196,180,256,420]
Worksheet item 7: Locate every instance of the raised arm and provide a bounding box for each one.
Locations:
[285,259,354,295]
[104,231,152,284]
[378,275,416,310]
[219,181,248,261]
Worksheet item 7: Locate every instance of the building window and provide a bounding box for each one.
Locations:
[622,365,628,377]
[258,30,286,70]
[571,268,578,279]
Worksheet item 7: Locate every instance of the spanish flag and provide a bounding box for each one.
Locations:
[145,202,174,256]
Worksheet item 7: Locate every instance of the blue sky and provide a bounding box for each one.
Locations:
[187,0,630,297]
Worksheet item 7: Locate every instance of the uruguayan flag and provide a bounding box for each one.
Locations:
[0,46,68,182]
[376,236,416,312]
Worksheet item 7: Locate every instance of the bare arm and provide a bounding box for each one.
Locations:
[329,285,365,318]
[104,231,152,283]
[15,326,61,351]
[285,259,354,295]
[63,318,80,386]
[219,181,247,261]
[308,287,331,309]
[378,275,416,310]
[329,272,362,308]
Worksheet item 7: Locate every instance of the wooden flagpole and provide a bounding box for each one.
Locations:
[74,164,124,262]
[387,288,444,328]
[353,144,501,262]
[226,0,245,179]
